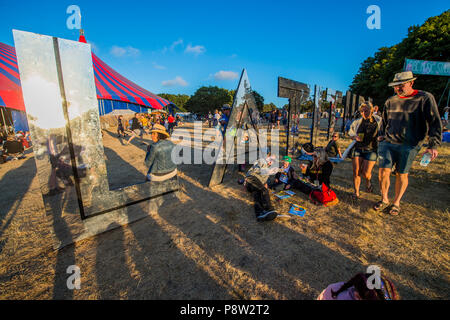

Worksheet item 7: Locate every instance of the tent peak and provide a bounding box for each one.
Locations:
[78,29,87,43]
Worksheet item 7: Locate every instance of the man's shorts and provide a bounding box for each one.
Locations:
[378,141,421,174]
[131,129,143,137]
[353,148,378,161]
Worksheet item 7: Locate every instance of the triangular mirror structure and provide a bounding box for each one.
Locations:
[208,69,264,187]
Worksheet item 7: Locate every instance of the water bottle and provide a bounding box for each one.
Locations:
[420,152,431,167]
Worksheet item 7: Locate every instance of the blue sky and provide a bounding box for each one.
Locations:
[1,0,448,107]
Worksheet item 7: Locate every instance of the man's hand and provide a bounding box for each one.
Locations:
[285,184,291,190]
[377,135,385,142]
[424,148,438,161]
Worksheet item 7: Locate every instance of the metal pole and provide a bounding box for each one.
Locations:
[437,78,450,109]
[286,97,292,156]
[1,107,8,133]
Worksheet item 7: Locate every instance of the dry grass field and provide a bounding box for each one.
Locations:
[0,121,449,299]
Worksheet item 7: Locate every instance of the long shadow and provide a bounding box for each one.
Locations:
[103,129,152,151]
[95,222,138,299]
[49,190,76,300]
[103,146,147,190]
[151,176,365,299]
[316,211,450,299]
[89,146,222,299]
[0,157,36,253]
[122,191,234,299]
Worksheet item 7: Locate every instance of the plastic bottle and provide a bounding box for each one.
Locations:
[419,152,432,167]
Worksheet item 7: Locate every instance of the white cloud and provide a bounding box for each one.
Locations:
[110,45,141,57]
[214,70,239,80]
[162,76,188,87]
[153,62,166,70]
[170,39,184,51]
[185,44,206,56]
[230,54,238,58]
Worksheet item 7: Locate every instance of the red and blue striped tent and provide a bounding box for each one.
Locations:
[0,37,173,132]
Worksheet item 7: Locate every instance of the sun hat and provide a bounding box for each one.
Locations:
[388,71,417,87]
[222,104,231,110]
[150,124,170,138]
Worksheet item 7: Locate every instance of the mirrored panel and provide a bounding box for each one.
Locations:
[14,30,179,224]
[209,69,264,187]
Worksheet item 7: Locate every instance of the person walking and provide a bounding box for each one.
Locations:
[348,102,382,200]
[126,113,144,145]
[374,71,442,215]
[117,115,126,138]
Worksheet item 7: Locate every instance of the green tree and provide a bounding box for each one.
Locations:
[350,10,450,109]
[262,102,277,113]
[251,90,265,112]
[158,93,190,112]
[184,86,233,114]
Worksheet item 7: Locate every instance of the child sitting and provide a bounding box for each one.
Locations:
[269,156,298,191]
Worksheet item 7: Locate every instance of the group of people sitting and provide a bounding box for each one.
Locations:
[0,133,28,163]
[241,147,334,222]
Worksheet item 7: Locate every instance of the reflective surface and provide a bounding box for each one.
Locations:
[14,30,178,226]
[209,69,262,187]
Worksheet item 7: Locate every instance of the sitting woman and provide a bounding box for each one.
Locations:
[269,156,298,191]
[317,272,399,300]
[300,147,333,187]
[348,102,382,200]
[144,124,177,182]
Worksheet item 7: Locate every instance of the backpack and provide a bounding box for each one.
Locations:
[309,183,339,206]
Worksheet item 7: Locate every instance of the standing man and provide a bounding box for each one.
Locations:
[126,113,144,145]
[167,113,175,135]
[374,71,442,215]
[219,104,231,137]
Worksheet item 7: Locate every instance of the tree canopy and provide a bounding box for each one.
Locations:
[158,93,190,112]
[350,10,450,110]
[182,86,267,114]
[183,86,233,114]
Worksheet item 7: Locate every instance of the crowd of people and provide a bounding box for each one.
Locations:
[0,128,31,163]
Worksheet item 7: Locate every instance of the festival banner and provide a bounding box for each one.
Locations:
[404,59,450,76]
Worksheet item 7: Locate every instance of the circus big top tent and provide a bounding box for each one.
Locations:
[0,32,173,133]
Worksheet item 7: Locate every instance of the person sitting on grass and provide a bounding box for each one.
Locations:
[269,156,298,192]
[300,147,333,188]
[3,135,25,161]
[325,133,343,158]
[144,124,177,182]
[317,272,400,300]
[244,154,280,222]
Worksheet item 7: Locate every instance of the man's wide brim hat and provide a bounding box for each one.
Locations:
[150,124,170,138]
[388,71,417,87]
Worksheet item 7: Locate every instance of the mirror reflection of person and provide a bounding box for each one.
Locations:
[144,124,177,182]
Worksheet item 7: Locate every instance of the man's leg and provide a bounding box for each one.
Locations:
[389,144,420,212]
[393,173,409,207]
[378,168,391,204]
